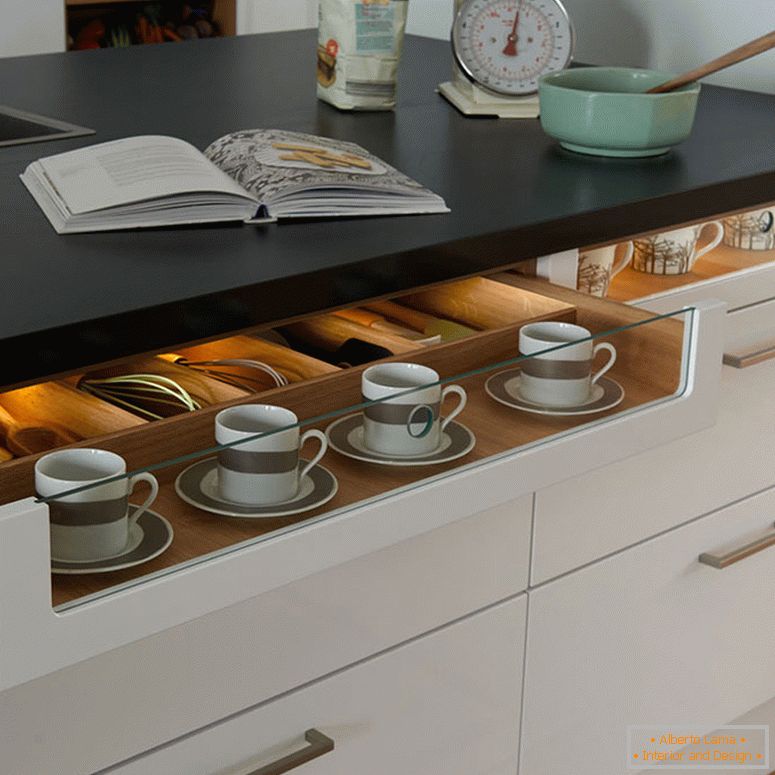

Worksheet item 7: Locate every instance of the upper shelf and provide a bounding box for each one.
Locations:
[1,31,775,386]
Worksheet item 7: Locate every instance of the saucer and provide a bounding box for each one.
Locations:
[326,414,475,466]
[51,507,173,575]
[174,459,338,518]
[485,369,625,416]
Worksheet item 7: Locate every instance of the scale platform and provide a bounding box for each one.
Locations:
[438,79,540,119]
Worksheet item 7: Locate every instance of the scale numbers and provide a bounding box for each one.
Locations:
[453,0,574,95]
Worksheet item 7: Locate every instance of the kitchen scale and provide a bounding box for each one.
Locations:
[439,0,575,118]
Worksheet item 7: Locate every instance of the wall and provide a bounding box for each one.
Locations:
[0,0,64,57]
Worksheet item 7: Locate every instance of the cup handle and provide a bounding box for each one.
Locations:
[127,472,159,527]
[298,429,328,482]
[761,212,774,233]
[440,385,467,432]
[591,343,616,385]
[694,221,724,261]
[611,242,634,277]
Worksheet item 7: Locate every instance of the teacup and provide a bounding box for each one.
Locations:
[723,208,775,251]
[35,448,159,562]
[362,363,467,456]
[577,242,634,297]
[632,221,723,275]
[215,404,327,506]
[519,322,616,408]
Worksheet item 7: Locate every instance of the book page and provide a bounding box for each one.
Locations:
[37,136,255,215]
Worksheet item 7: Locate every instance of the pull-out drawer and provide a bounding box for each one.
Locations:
[0,272,723,690]
[103,596,526,775]
[521,486,775,775]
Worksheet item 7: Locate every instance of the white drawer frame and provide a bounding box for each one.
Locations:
[0,299,724,691]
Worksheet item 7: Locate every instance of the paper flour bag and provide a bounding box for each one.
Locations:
[317,0,409,111]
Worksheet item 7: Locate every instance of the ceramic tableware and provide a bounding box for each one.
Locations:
[175,458,337,518]
[723,208,775,251]
[577,242,634,297]
[361,363,467,456]
[326,413,475,467]
[632,222,723,275]
[485,370,624,416]
[215,404,327,506]
[35,448,159,563]
[518,322,616,408]
[539,67,701,157]
[51,507,173,574]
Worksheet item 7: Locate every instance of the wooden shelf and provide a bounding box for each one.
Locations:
[65,0,236,37]
[607,243,775,303]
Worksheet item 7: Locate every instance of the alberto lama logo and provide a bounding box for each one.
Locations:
[627,725,770,770]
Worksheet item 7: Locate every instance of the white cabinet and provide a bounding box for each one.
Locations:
[0,498,530,775]
[105,596,526,775]
[521,486,775,775]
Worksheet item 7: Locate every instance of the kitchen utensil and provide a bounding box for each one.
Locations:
[364,300,476,342]
[647,30,775,94]
[177,336,338,382]
[0,404,79,457]
[157,353,288,392]
[539,67,700,157]
[280,315,420,367]
[332,309,441,345]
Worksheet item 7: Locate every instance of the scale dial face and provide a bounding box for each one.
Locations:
[453,0,574,96]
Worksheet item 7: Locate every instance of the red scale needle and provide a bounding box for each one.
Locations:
[503,5,520,56]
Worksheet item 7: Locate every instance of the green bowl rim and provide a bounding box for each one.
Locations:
[539,67,701,97]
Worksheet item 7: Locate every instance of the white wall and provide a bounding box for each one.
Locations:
[0,0,64,57]
[237,0,454,39]
[562,0,775,94]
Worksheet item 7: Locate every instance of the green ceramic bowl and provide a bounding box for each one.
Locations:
[538,67,701,158]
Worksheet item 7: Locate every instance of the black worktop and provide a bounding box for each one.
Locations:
[2,31,775,387]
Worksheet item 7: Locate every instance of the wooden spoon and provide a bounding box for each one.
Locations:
[0,404,79,457]
[648,29,775,93]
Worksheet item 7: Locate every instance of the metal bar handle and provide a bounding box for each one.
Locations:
[243,729,334,775]
[699,522,775,569]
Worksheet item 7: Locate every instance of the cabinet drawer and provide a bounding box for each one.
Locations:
[521,487,775,775]
[104,596,526,775]
[532,358,775,584]
[0,273,724,691]
[0,498,529,775]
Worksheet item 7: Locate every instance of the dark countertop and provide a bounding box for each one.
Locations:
[2,30,775,386]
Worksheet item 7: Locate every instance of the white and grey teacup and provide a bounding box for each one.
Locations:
[519,322,616,408]
[361,363,467,456]
[723,208,775,251]
[35,448,159,562]
[632,222,723,275]
[215,404,327,506]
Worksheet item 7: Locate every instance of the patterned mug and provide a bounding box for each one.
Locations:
[723,208,775,251]
[577,242,634,297]
[632,222,723,275]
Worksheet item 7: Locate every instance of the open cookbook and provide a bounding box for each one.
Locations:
[20,129,449,233]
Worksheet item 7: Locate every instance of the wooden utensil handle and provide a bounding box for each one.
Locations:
[283,315,419,355]
[364,300,431,332]
[333,308,383,327]
[0,404,19,437]
[648,29,775,93]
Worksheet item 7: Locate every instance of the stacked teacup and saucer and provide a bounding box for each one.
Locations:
[175,404,338,517]
[326,362,475,466]
[36,448,172,574]
[485,322,624,416]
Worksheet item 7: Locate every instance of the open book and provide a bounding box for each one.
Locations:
[20,129,449,234]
